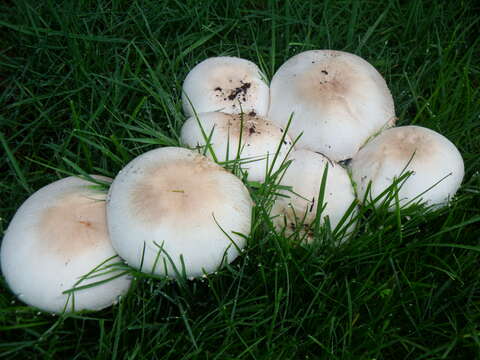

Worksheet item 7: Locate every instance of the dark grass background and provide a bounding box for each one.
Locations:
[1,0,480,359]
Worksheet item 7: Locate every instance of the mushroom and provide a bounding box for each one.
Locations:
[0,176,131,313]
[182,56,270,117]
[350,125,465,209]
[106,147,253,278]
[271,149,358,242]
[180,112,293,182]
[268,50,395,161]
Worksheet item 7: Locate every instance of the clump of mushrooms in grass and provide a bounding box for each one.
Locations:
[1,49,467,313]
[266,49,464,217]
[0,176,131,313]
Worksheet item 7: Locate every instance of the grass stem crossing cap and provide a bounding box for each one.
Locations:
[350,125,465,209]
[180,112,293,182]
[0,176,131,313]
[271,149,357,243]
[106,147,253,278]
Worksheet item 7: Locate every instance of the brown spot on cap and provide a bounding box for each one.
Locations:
[129,155,230,226]
[295,60,363,109]
[377,127,437,162]
[224,114,277,139]
[38,192,108,257]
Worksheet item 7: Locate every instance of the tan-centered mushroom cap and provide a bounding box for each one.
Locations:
[182,56,270,117]
[271,149,357,242]
[106,147,253,278]
[0,176,131,313]
[268,50,396,161]
[350,125,465,209]
[180,112,293,182]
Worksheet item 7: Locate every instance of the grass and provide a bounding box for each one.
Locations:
[1,0,479,358]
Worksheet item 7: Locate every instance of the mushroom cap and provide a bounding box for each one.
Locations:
[180,112,293,182]
[0,176,131,313]
[182,56,269,117]
[350,125,465,208]
[106,147,253,278]
[271,149,357,242]
[268,50,395,161]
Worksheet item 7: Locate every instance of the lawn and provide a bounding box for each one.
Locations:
[1,0,480,359]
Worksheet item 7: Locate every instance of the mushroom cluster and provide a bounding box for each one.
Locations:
[1,50,464,313]
[181,50,464,242]
[1,149,254,313]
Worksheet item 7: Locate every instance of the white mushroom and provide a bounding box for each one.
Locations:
[271,149,357,242]
[350,125,465,209]
[182,56,269,117]
[106,147,253,278]
[268,50,396,161]
[180,112,293,182]
[0,176,131,313]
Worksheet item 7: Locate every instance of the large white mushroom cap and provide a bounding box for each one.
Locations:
[0,176,131,313]
[271,149,357,242]
[180,112,293,182]
[106,147,253,278]
[350,125,465,208]
[268,50,395,161]
[182,56,270,117]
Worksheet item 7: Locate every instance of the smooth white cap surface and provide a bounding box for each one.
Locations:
[271,149,357,242]
[180,112,293,182]
[0,176,131,313]
[350,125,465,208]
[106,147,253,278]
[182,56,269,117]
[268,50,395,161]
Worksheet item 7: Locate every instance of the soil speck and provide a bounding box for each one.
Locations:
[228,82,251,101]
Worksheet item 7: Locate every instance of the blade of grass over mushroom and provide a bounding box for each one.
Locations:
[62,256,131,295]
[312,162,329,237]
[151,241,189,283]
[212,214,245,256]
[332,199,359,239]
[264,112,296,181]
[182,95,219,162]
